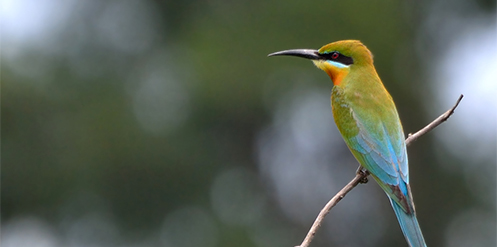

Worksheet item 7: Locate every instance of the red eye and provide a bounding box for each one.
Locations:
[331,52,339,59]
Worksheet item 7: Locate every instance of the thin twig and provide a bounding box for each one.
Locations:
[296,94,464,247]
[406,94,464,146]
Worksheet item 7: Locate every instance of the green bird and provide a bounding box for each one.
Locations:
[269,40,427,247]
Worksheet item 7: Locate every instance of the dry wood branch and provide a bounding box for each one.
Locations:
[405,94,463,146]
[296,94,464,247]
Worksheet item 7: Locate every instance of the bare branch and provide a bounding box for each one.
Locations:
[296,94,464,247]
[405,94,464,146]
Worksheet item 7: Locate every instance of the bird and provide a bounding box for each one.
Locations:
[268,40,427,247]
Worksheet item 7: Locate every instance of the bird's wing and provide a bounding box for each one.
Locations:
[346,109,412,213]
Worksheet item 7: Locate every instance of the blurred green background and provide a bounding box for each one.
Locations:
[2,0,496,246]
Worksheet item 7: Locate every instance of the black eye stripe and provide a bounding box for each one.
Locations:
[320,52,354,65]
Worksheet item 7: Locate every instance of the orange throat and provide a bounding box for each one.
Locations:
[313,60,350,86]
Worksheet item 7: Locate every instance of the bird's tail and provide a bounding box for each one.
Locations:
[389,197,427,247]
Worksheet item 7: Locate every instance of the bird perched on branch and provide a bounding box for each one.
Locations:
[269,40,427,247]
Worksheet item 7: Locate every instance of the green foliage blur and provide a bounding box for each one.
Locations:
[2,0,496,247]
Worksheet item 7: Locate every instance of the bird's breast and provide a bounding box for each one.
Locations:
[331,87,360,139]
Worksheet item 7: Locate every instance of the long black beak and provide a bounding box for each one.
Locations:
[268,49,322,60]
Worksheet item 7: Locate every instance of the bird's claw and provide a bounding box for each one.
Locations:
[355,167,370,184]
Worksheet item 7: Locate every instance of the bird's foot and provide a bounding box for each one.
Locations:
[355,166,370,184]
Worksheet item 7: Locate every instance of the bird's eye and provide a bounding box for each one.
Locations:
[331,52,339,60]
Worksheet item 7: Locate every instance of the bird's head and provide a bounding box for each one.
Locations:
[268,40,374,85]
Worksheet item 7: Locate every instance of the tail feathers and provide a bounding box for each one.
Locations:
[389,197,427,247]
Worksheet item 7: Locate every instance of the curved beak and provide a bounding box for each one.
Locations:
[268,49,322,60]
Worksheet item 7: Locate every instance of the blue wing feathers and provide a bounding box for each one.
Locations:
[349,129,399,183]
[351,133,372,154]
[347,107,426,246]
[348,110,408,187]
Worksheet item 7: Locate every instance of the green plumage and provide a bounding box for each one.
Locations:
[269,40,427,247]
[331,65,411,211]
